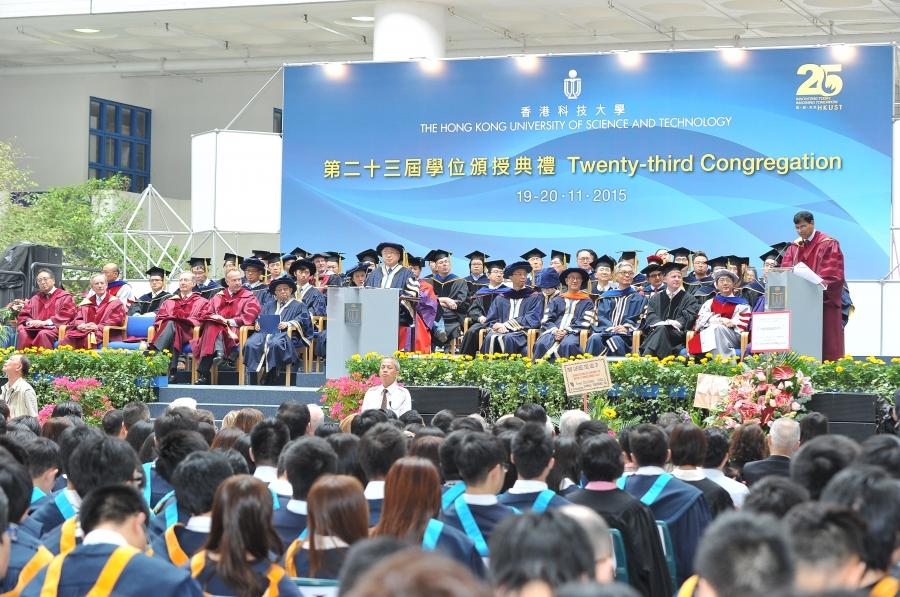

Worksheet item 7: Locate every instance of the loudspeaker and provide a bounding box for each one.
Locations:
[0,243,64,304]
[807,392,879,442]
[410,386,483,421]
[827,422,878,443]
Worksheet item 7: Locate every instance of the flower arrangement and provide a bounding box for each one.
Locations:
[319,372,381,421]
[38,375,114,427]
[709,354,815,430]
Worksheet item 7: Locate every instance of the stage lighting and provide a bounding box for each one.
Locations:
[418,58,444,74]
[830,44,857,62]
[720,47,746,65]
[322,62,348,79]
[515,55,540,73]
[617,51,642,69]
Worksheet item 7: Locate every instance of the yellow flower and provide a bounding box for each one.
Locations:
[835,366,844,373]
[700,358,708,364]
[351,354,361,361]
[602,407,617,419]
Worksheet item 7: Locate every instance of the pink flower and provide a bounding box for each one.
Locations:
[772,366,794,381]
[791,401,801,411]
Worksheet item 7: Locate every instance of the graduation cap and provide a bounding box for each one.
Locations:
[593,254,616,270]
[550,250,570,267]
[222,253,244,266]
[660,262,683,276]
[759,248,781,263]
[640,262,663,276]
[465,250,489,263]
[520,248,547,260]
[504,261,532,277]
[356,249,379,264]
[326,251,344,272]
[424,249,451,263]
[289,259,316,277]
[669,247,692,261]
[344,262,370,278]
[770,241,790,254]
[280,253,296,265]
[290,247,311,259]
[262,251,282,263]
[406,255,425,268]
[484,258,507,272]
[241,257,266,272]
[376,242,405,255]
[251,250,270,261]
[618,250,640,263]
[560,267,589,289]
[707,256,728,270]
[310,252,329,261]
[535,268,560,289]
[646,255,665,265]
[145,266,170,278]
[268,276,297,293]
[188,256,211,269]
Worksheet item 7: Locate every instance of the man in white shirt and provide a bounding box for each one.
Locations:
[1,354,38,418]
[701,428,749,508]
[361,357,411,416]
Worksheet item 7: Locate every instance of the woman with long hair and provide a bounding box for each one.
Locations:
[728,423,768,482]
[284,474,369,579]
[188,475,300,596]
[372,457,485,577]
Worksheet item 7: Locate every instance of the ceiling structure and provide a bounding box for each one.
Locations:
[1,0,900,76]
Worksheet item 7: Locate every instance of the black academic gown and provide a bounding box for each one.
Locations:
[128,291,172,316]
[567,487,673,597]
[640,289,699,358]
[424,274,469,341]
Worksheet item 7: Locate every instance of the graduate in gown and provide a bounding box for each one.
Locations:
[59,274,126,349]
[188,257,221,300]
[240,257,269,305]
[458,259,507,357]
[290,259,327,317]
[463,250,490,294]
[521,248,546,285]
[532,268,594,360]
[640,263,699,358]
[779,212,846,361]
[587,261,647,357]
[688,269,751,358]
[548,249,569,275]
[242,277,312,384]
[195,269,261,383]
[312,252,343,292]
[639,260,666,296]
[129,267,172,317]
[481,262,543,355]
[16,269,75,349]
[150,272,211,378]
[422,249,469,348]
[498,423,572,512]
[589,254,616,295]
[365,242,422,352]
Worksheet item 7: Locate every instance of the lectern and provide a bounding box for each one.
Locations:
[765,268,823,361]
[326,287,400,379]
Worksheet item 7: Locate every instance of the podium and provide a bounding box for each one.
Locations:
[765,268,823,361]
[326,287,400,379]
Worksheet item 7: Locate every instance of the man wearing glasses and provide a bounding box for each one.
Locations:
[586,262,648,356]
[15,269,76,349]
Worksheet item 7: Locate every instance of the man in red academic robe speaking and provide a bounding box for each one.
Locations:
[195,268,260,384]
[149,271,211,380]
[60,273,127,349]
[16,268,76,349]
[779,210,846,361]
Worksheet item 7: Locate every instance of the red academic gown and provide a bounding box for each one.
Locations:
[60,294,126,349]
[153,293,211,352]
[196,287,261,357]
[398,280,435,354]
[780,230,845,361]
[16,288,76,349]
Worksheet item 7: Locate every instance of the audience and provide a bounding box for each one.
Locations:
[789,434,859,499]
[498,423,571,511]
[273,437,337,545]
[727,423,768,481]
[358,423,407,526]
[799,412,829,444]
[701,427,748,508]
[857,434,900,478]
[559,409,590,438]
[742,418,800,486]
[668,423,734,517]
[248,417,291,485]
[742,476,811,519]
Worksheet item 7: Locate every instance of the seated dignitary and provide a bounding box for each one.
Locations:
[290,259,326,316]
[16,269,76,349]
[242,276,313,385]
[148,272,211,380]
[128,267,172,316]
[187,475,301,597]
[313,252,343,290]
[272,437,338,545]
[548,249,569,274]
[343,262,370,288]
[498,423,571,511]
[638,258,665,295]
[22,485,201,596]
[575,248,598,280]
[373,457,485,578]
[458,258,507,357]
[59,273,127,349]
[284,474,369,579]
[532,267,594,360]
[440,432,519,555]
[533,267,561,321]
[687,268,751,358]
[586,260,647,357]
[83,263,134,308]
[683,251,713,295]
[480,261,543,355]
[240,256,268,300]
[150,451,233,566]
[365,242,421,351]
[195,268,261,384]
[741,417,800,487]
[590,254,616,295]
[463,250,489,291]
[566,434,673,597]
[422,249,468,350]
[640,262,699,358]
[188,257,221,300]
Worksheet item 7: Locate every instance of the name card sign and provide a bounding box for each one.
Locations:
[561,356,612,397]
[751,311,792,353]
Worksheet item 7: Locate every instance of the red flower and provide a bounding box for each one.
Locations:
[772,366,794,381]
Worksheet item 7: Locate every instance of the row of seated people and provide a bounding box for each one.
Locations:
[2,397,897,596]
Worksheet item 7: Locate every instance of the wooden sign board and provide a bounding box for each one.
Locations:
[694,373,732,409]
[561,356,612,397]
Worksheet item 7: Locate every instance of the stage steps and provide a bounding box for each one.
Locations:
[151,372,326,421]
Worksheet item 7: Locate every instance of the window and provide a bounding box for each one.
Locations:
[89,97,151,192]
[273,107,282,134]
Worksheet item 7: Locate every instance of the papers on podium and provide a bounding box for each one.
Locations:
[792,262,825,288]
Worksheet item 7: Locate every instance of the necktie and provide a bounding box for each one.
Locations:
[380,388,389,410]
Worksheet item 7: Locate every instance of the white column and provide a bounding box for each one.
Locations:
[373,1,446,62]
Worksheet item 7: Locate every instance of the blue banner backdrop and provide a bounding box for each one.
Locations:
[282,46,892,278]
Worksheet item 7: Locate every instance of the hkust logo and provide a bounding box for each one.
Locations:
[795,63,844,112]
[564,69,582,100]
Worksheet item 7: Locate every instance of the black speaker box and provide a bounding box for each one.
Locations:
[410,386,483,421]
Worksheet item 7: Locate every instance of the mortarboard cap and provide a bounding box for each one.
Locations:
[424,249,451,263]
[520,248,547,260]
[640,262,663,276]
[145,266,169,278]
[550,250,570,267]
[406,255,425,268]
[222,253,243,265]
[736,256,750,268]
[707,256,728,270]
[289,259,316,277]
[376,242,405,255]
[263,251,282,263]
[280,253,295,264]
[759,248,781,262]
[465,250,489,262]
[251,250,270,260]
[344,262,369,277]
[241,257,266,272]
[535,268,560,289]
[484,259,507,272]
[188,256,211,269]
[356,249,379,264]
[504,261,532,278]
[660,262,683,276]
[618,250,640,262]
[290,247,311,259]
[669,247,692,260]
[268,276,297,293]
[326,251,344,271]
[770,241,790,254]
[593,254,616,270]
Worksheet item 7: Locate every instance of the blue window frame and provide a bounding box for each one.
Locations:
[88,97,151,193]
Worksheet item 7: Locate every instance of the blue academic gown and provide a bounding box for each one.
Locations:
[242,298,313,373]
[150,525,209,565]
[22,543,202,597]
[192,279,221,300]
[23,490,77,538]
[41,517,81,555]
[498,489,571,512]
[286,546,348,580]
[189,554,301,597]
[440,497,519,554]
[420,519,487,578]
[296,284,326,317]
[619,473,712,585]
[481,289,543,355]
[143,462,174,511]
[2,524,53,593]
[532,294,595,359]
[365,265,419,326]
[272,503,308,547]
[367,498,383,527]
[147,495,190,539]
[586,288,647,356]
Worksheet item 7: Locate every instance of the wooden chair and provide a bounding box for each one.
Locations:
[477,327,539,358]
[284,327,313,387]
[210,325,254,385]
[577,329,642,354]
[685,330,749,360]
[103,315,158,350]
[100,318,129,350]
[309,316,327,373]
